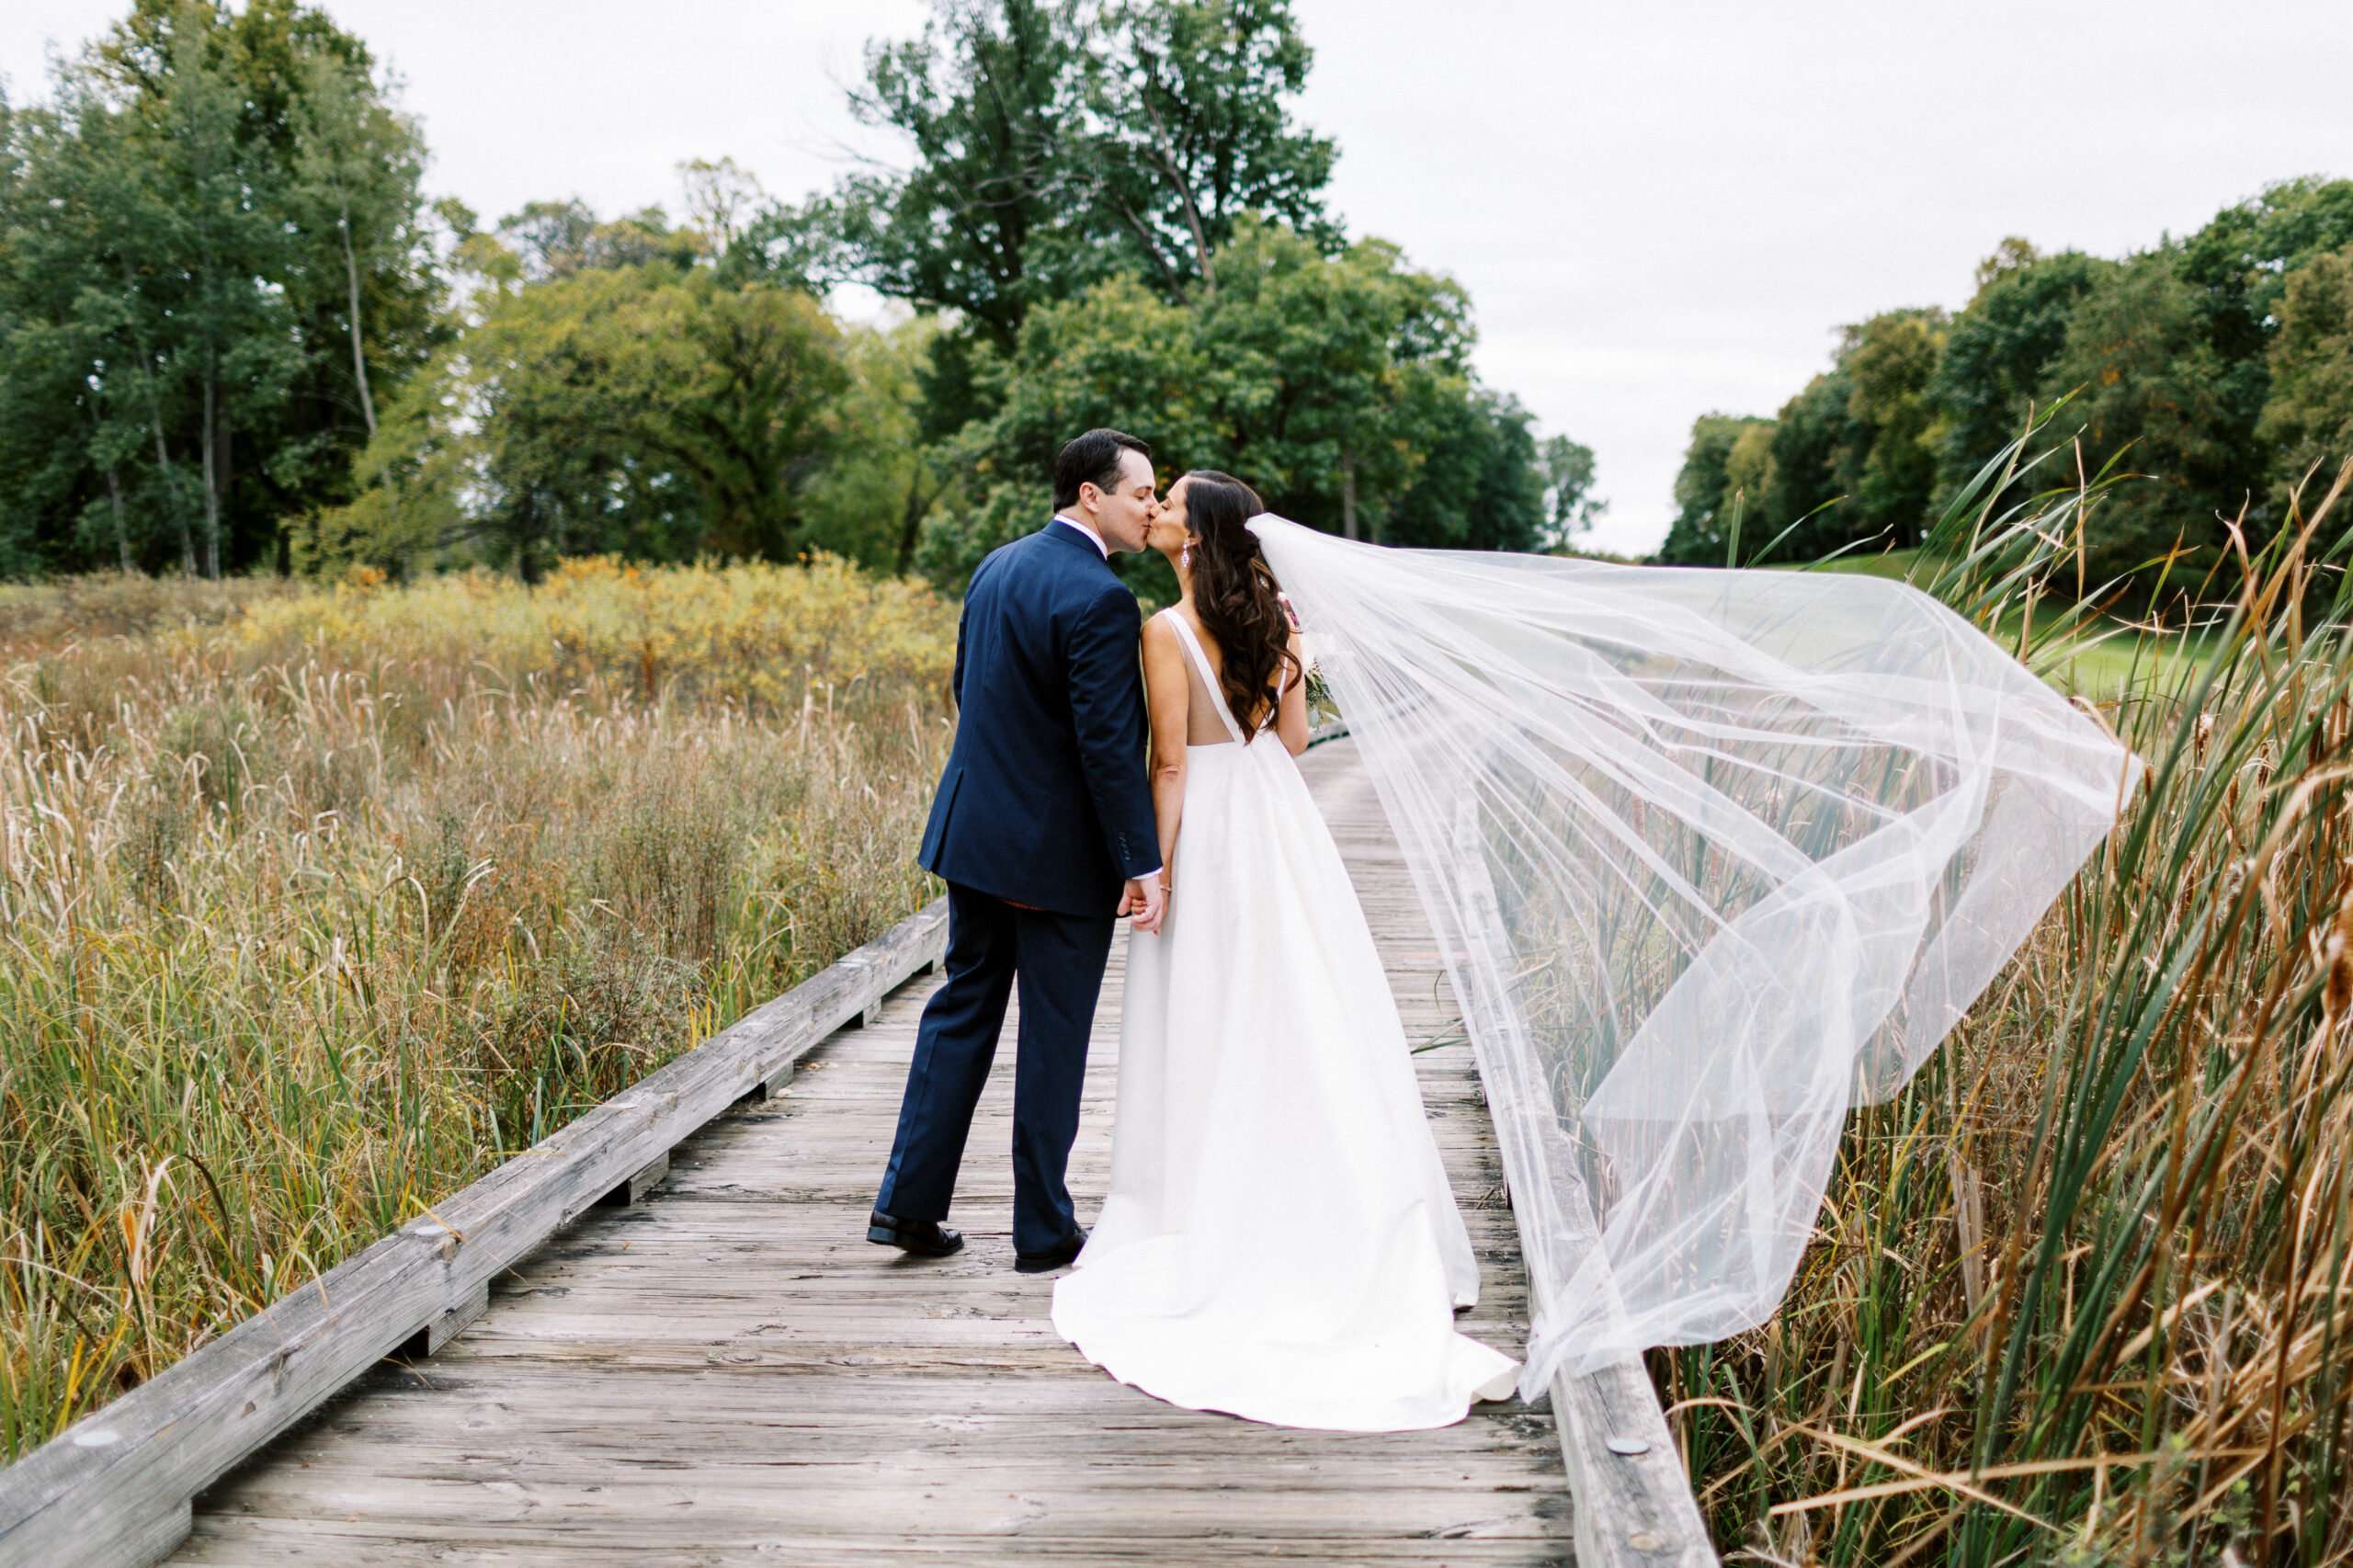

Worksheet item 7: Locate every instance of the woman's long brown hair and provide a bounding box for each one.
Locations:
[1181,471,1298,736]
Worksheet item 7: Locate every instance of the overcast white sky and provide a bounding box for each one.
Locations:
[6,1,2351,553]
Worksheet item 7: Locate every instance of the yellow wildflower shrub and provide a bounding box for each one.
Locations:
[233,555,957,709]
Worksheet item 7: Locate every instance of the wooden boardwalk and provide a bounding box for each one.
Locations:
[163,740,1577,1566]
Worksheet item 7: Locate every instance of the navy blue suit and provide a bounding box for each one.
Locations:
[877,521,1160,1253]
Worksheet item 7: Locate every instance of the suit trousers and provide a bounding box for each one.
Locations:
[875,881,1115,1255]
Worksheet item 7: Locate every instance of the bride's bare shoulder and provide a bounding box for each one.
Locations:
[1141,609,1184,658]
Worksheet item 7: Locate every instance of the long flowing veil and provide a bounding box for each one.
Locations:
[1249,516,2141,1393]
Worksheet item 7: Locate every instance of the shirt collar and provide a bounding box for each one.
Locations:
[1051,515,1109,558]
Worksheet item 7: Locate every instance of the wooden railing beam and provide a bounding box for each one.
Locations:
[1552,1358,1716,1565]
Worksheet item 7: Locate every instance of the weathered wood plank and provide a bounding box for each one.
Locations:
[1370,749,1715,1567]
[0,900,949,1568]
[1552,1360,1712,1566]
[131,736,1583,1566]
[11,734,1729,1566]
[171,1525,1555,1567]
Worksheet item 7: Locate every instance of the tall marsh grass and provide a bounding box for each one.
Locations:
[0,559,954,1461]
[1676,445,2353,1565]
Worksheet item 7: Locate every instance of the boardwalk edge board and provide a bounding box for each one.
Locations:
[0,897,950,1568]
[1552,1358,1718,1566]
[1441,790,1720,1564]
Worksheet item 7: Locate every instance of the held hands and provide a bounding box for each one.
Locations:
[1120,875,1168,935]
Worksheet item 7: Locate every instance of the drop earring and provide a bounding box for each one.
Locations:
[1180,543,1191,571]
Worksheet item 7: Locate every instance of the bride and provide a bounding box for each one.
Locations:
[1049,470,1520,1431]
[1051,456,2138,1419]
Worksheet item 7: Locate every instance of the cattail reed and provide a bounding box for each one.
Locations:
[1671,446,2353,1565]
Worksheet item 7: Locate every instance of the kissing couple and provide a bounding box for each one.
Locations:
[866,427,1518,1433]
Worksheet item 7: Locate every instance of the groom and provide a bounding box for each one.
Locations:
[870,428,1166,1272]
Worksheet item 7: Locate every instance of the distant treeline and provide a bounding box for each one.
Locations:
[0,0,1607,590]
[1662,180,2353,586]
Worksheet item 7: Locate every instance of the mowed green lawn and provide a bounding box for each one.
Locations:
[1779,547,2214,700]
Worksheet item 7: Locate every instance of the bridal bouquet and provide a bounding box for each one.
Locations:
[1279,592,1340,724]
[1303,657,1336,723]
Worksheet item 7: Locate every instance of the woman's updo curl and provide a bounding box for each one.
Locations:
[1181,471,1298,735]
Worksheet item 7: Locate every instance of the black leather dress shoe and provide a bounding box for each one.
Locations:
[1014,1229,1087,1273]
[868,1210,964,1256]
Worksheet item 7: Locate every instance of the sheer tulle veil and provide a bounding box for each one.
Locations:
[1247,515,2142,1394]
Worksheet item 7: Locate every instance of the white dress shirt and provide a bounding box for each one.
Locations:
[1051,514,1109,557]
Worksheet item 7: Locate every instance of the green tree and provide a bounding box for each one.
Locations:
[628,273,854,560]
[802,315,960,572]
[1928,242,2110,508]
[0,0,436,576]
[1538,434,1607,548]
[1189,222,1471,536]
[918,271,1201,586]
[286,40,427,442]
[770,0,1342,441]
[1658,413,1771,564]
[1382,388,1547,551]
[310,264,855,579]
[2176,176,2353,376]
[2257,244,2353,504]
[923,218,1515,587]
[807,0,1080,353]
[0,78,170,573]
[2040,252,2241,580]
[1078,0,1338,298]
[2048,180,2353,576]
[1841,307,1946,547]
[495,198,701,281]
[1665,311,1944,568]
[1757,367,1868,560]
[801,0,1336,342]
[131,4,294,576]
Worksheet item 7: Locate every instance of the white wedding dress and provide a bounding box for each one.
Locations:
[1050,611,1519,1431]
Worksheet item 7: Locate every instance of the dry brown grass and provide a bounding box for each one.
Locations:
[0,561,954,1460]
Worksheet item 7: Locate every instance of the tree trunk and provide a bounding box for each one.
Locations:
[895,465,937,574]
[86,389,134,571]
[120,264,196,575]
[1138,79,1215,297]
[105,467,132,572]
[200,363,222,579]
[1341,451,1358,540]
[340,199,378,438]
[149,388,195,576]
[514,493,542,585]
[220,399,233,571]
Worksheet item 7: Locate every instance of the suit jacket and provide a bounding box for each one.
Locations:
[918,521,1160,917]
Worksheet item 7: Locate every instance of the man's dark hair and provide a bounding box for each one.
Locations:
[1053,428,1152,510]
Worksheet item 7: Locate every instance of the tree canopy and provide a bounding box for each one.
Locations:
[0,0,1597,585]
[778,0,1338,347]
[0,0,437,576]
[915,220,1549,591]
[1664,180,2353,587]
